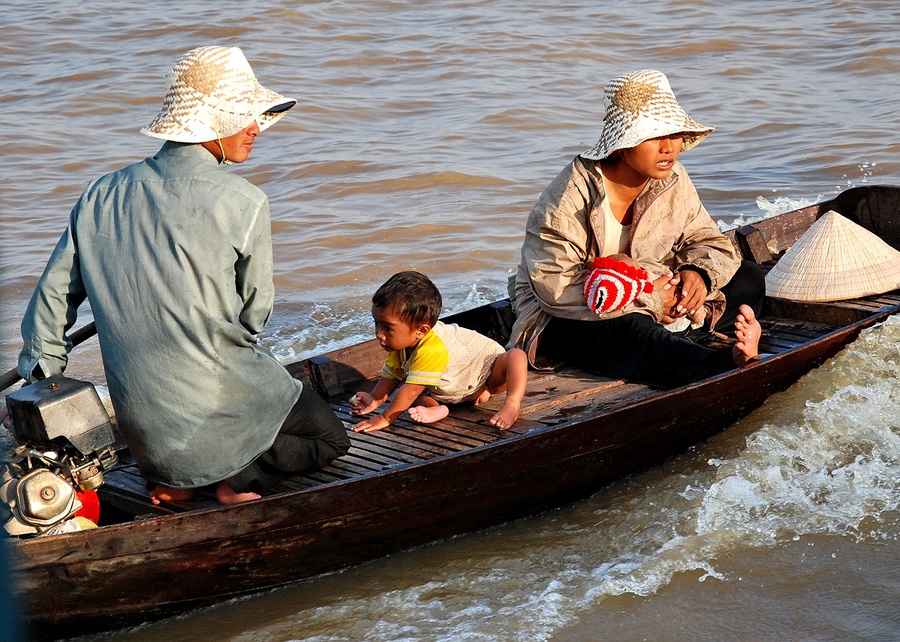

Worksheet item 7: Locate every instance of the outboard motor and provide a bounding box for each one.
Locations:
[1,375,118,537]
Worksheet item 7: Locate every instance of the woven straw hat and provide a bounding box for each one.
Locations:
[581,69,714,160]
[765,210,900,302]
[141,46,296,143]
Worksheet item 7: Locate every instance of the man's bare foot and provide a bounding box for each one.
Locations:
[732,304,761,367]
[215,482,261,505]
[408,404,449,424]
[149,485,196,505]
[489,401,520,430]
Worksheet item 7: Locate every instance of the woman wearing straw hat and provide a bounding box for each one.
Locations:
[17,46,350,504]
[508,69,764,387]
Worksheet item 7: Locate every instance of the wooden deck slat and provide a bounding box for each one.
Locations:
[347,432,426,458]
[367,423,482,451]
[524,381,655,423]
[341,442,406,466]
[760,334,807,349]
[334,403,496,451]
[395,419,494,446]
[523,374,626,417]
[414,408,536,438]
[766,325,833,341]
[336,394,540,439]
[298,468,350,483]
[334,399,498,445]
[334,453,389,473]
[345,445,410,468]
[348,431,443,461]
[332,410,456,457]
[271,477,321,492]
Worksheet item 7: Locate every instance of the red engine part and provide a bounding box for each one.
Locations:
[75,489,100,525]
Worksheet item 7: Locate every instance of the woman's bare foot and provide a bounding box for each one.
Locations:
[215,482,261,505]
[149,485,196,505]
[489,401,520,430]
[408,403,449,424]
[732,304,761,366]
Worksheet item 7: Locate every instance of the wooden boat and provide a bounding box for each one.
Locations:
[9,185,900,640]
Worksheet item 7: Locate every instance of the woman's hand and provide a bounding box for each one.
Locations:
[675,270,708,315]
[654,273,682,323]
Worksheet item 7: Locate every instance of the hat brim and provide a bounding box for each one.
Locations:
[581,116,714,161]
[141,83,296,143]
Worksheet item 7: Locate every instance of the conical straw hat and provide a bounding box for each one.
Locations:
[765,210,900,302]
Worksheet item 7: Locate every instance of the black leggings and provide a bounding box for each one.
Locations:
[225,384,351,494]
[539,261,765,389]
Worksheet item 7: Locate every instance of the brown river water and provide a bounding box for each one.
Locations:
[2,1,900,640]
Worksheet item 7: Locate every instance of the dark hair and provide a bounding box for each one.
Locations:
[373,271,442,327]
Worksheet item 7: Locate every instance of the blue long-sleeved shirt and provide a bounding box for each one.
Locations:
[19,141,301,487]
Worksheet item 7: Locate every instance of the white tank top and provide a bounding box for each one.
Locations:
[600,195,631,257]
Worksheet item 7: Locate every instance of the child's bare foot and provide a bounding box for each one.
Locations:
[489,401,520,430]
[149,485,196,505]
[732,304,761,366]
[215,482,261,505]
[474,388,492,405]
[408,404,449,424]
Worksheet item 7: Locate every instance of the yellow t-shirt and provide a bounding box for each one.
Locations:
[380,321,506,403]
[382,325,450,387]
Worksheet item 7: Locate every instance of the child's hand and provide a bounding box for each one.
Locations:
[352,414,390,433]
[349,392,379,415]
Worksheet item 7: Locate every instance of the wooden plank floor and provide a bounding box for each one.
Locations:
[98,289,900,519]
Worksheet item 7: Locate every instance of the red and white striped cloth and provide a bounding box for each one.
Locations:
[583,257,654,314]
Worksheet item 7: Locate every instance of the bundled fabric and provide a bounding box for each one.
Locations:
[765,210,900,302]
[584,257,654,314]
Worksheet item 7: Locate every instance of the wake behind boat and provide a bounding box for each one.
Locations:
[6,185,900,640]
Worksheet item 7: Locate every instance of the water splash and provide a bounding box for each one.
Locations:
[582,316,900,601]
[264,276,510,364]
[723,194,821,230]
[838,161,880,189]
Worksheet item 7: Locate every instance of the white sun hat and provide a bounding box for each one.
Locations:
[581,69,714,161]
[141,46,296,143]
[765,210,900,302]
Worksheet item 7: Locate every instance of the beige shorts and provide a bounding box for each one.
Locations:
[427,323,506,404]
